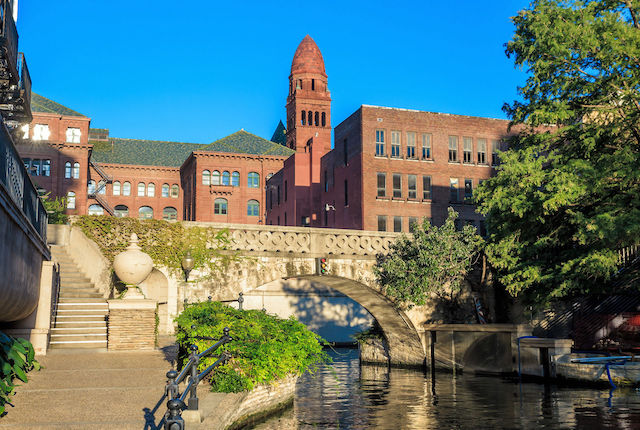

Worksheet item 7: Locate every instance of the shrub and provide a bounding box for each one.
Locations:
[0,332,40,416]
[175,301,329,393]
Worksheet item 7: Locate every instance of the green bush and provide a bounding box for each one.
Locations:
[0,332,40,416]
[175,301,329,393]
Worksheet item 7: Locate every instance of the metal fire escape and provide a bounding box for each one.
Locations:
[88,160,114,215]
[0,0,31,130]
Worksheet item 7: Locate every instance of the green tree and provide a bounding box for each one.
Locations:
[475,0,640,305]
[374,208,482,310]
[39,192,67,225]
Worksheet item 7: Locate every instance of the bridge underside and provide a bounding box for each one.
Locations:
[296,275,425,367]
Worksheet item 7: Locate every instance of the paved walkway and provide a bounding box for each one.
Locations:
[0,337,177,430]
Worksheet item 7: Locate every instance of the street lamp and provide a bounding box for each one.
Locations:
[181,250,194,282]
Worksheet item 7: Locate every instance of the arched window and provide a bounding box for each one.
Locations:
[114,205,129,218]
[321,112,326,127]
[113,181,121,196]
[138,206,154,219]
[66,191,76,209]
[222,171,230,186]
[247,200,259,217]
[315,111,319,126]
[232,171,240,187]
[308,111,312,125]
[211,170,220,186]
[162,183,169,197]
[171,184,179,198]
[214,198,228,215]
[247,172,259,188]
[88,204,104,216]
[87,180,96,195]
[202,170,211,185]
[138,182,145,196]
[147,183,155,197]
[301,110,306,126]
[73,162,80,179]
[65,162,71,178]
[163,207,178,221]
[123,182,131,196]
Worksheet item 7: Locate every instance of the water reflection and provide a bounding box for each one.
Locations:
[252,349,640,429]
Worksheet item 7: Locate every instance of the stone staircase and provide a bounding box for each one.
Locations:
[49,246,108,349]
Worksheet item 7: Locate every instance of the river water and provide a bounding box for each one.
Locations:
[252,348,640,429]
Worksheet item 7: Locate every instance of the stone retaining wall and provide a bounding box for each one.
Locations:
[197,375,298,429]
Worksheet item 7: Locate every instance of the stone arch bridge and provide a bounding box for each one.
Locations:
[173,223,427,367]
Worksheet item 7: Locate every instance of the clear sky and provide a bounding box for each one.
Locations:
[18,0,531,145]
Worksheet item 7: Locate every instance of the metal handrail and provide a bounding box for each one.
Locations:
[160,327,233,429]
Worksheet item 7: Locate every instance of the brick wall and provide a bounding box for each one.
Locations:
[107,300,156,350]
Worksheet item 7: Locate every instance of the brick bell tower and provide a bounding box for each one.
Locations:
[285,35,332,154]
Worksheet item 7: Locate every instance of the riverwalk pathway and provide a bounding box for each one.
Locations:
[0,337,178,430]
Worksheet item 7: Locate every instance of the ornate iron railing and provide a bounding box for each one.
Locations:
[0,0,18,86]
[0,120,47,241]
[150,327,232,430]
[16,52,31,122]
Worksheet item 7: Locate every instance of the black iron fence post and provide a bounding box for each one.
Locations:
[188,344,200,410]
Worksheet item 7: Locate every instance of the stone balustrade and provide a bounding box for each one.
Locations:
[185,222,401,256]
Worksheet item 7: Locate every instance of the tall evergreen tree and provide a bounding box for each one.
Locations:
[475,0,640,305]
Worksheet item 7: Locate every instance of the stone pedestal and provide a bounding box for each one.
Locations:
[107,299,157,350]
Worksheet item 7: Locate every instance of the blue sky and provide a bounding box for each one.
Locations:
[18,0,531,145]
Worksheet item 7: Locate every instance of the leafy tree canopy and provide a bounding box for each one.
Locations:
[374,209,482,309]
[475,0,640,305]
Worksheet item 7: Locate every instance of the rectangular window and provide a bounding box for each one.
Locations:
[33,124,50,141]
[277,186,281,205]
[394,216,402,232]
[406,132,416,159]
[392,173,402,198]
[324,170,328,192]
[31,159,41,176]
[422,134,432,160]
[343,139,348,165]
[23,158,31,172]
[377,172,386,197]
[66,127,81,143]
[448,136,458,162]
[422,175,432,200]
[42,160,51,177]
[477,139,487,164]
[344,180,348,206]
[409,217,419,232]
[391,131,401,158]
[450,178,459,202]
[492,140,501,165]
[408,174,417,199]
[463,137,473,163]
[464,179,473,201]
[377,215,387,232]
[375,130,385,156]
[284,180,288,201]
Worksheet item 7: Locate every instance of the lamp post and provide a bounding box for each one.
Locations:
[181,250,194,282]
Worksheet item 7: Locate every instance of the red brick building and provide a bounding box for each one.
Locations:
[265,37,516,233]
[19,35,516,232]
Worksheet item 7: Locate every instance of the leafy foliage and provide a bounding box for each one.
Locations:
[40,192,67,225]
[175,301,329,393]
[0,332,40,416]
[374,208,483,309]
[475,0,640,305]
[72,216,236,278]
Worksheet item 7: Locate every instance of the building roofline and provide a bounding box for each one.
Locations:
[360,104,511,123]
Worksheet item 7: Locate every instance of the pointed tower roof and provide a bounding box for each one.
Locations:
[291,35,326,77]
[270,120,287,146]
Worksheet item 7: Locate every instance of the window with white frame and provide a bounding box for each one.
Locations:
[448,136,458,162]
[123,182,131,196]
[161,183,169,197]
[391,131,401,158]
[33,124,50,141]
[73,162,80,179]
[406,132,416,159]
[232,171,240,186]
[463,137,473,163]
[66,128,81,143]
[65,162,72,178]
[375,130,385,156]
[202,170,211,185]
[66,191,76,209]
[113,181,121,196]
[422,134,432,160]
[138,182,145,196]
[147,183,155,197]
[170,184,179,198]
[477,139,487,164]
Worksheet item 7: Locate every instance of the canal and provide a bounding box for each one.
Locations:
[252,348,640,429]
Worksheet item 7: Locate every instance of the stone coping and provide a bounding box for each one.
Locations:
[422,323,530,333]
[107,299,157,310]
[519,338,573,348]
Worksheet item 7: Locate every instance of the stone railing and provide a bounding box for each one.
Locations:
[185,222,401,256]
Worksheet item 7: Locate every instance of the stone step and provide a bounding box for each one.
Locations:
[59,292,104,298]
[55,314,107,322]
[56,308,109,315]
[58,297,108,303]
[50,333,108,342]
[54,320,107,327]
[48,340,108,349]
[60,281,95,288]
[51,327,107,335]
[60,273,91,280]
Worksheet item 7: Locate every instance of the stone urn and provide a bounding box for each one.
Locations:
[113,233,154,299]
